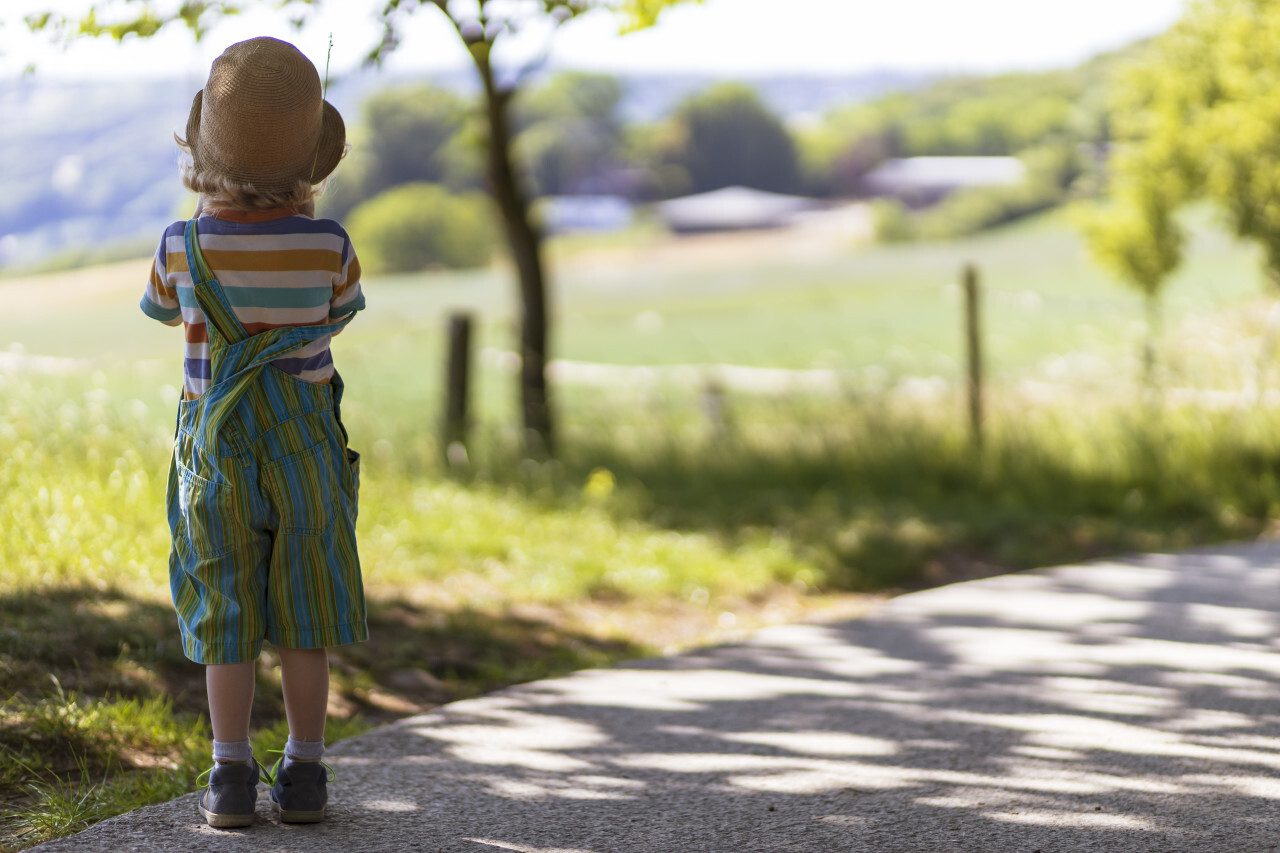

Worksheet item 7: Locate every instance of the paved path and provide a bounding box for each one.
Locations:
[32,544,1280,852]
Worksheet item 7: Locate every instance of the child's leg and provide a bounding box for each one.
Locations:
[278,646,329,748]
[206,661,256,761]
[268,647,331,823]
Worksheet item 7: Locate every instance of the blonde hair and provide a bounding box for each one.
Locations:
[175,133,347,210]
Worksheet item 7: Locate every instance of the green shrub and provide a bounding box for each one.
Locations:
[347,183,498,273]
[913,179,1060,241]
[870,198,916,243]
[907,143,1083,241]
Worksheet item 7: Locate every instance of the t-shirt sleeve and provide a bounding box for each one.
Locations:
[140,237,183,326]
[330,234,365,320]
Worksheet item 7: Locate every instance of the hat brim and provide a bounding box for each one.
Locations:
[310,100,345,185]
[184,90,346,191]
[185,89,205,164]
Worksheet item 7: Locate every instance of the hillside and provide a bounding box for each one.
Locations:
[0,68,926,271]
[0,33,1155,273]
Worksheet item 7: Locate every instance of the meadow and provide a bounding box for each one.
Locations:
[4,204,1280,848]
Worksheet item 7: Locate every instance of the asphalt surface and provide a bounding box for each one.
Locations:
[30,543,1280,852]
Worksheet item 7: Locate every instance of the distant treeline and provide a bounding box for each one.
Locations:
[328,45,1135,271]
[854,49,1124,243]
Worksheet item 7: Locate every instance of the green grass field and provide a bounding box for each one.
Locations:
[3,205,1280,849]
[0,204,1267,411]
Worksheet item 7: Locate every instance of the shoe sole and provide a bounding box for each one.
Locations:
[199,802,254,829]
[271,799,325,823]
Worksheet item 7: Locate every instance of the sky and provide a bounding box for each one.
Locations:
[0,0,1189,81]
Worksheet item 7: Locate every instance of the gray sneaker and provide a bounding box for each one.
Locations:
[197,759,261,828]
[267,757,329,823]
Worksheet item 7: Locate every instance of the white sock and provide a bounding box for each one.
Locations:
[212,739,253,764]
[285,736,325,762]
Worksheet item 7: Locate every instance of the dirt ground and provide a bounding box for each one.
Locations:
[558,203,873,275]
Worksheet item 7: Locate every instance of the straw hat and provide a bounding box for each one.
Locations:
[185,37,344,192]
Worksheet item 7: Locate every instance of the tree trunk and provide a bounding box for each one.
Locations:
[471,45,555,457]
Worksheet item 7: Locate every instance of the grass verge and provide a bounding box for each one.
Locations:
[7,375,1275,848]
[6,198,1280,845]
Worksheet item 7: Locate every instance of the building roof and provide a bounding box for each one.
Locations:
[862,157,1027,195]
[655,186,820,233]
[539,195,634,234]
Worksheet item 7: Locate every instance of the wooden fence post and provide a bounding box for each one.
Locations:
[701,376,729,442]
[963,264,984,451]
[443,312,473,466]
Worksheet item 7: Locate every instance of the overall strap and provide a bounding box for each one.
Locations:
[178,217,359,469]
[188,317,357,464]
[184,219,249,345]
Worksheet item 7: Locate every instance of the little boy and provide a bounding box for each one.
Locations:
[140,36,366,828]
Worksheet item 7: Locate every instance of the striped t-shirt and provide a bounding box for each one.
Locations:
[141,209,365,400]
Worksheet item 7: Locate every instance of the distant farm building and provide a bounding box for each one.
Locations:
[861,157,1026,207]
[655,186,822,234]
[539,195,635,234]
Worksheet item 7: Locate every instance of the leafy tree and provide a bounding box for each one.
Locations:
[348,183,496,272]
[797,129,896,198]
[320,84,481,222]
[1076,168,1185,387]
[361,84,480,197]
[517,71,624,131]
[23,0,702,456]
[1084,0,1280,386]
[514,72,626,197]
[382,1,700,456]
[1109,0,1280,275]
[799,51,1125,198]
[668,83,800,195]
[620,120,694,200]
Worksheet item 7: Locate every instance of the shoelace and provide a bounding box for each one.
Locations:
[195,766,213,788]
[259,749,337,786]
[196,758,257,788]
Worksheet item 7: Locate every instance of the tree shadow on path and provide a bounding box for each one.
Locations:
[30,542,1280,852]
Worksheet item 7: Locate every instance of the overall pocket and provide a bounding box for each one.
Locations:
[262,441,341,535]
[173,431,245,559]
[342,447,361,527]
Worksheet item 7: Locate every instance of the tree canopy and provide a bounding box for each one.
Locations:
[514,72,626,197]
[23,1,701,48]
[1096,0,1280,286]
[363,86,477,194]
[19,0,703,456]
[667,83,800,195]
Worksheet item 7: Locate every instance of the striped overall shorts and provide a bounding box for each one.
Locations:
[167,220,367,665]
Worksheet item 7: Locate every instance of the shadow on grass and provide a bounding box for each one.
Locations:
[0,587,195,709]
[0,586,645,722]
[331,598,648,723]
[531,408,1278,590]
[0,586,646,851]
[32,543,1280,852]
